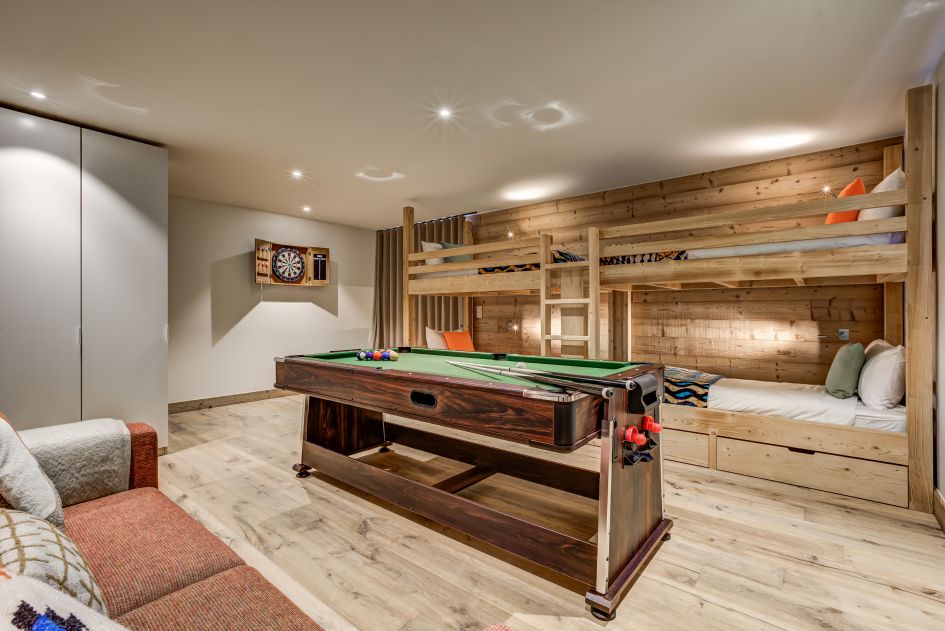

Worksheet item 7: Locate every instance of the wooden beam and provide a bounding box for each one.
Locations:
[410,270,541,297]
[601,244,906,286]
[904,84,935,513]
[462,219,474,333]
[599,190,907,240]
[884,282,904,346]
[402,206,414,346]
[601,216,906,257]
[408,236,540,261]
[587,226,600,359]
[539,234,552,356]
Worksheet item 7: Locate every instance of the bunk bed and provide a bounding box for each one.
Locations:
[400,85,935,513]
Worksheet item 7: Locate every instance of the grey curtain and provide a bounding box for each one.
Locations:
[372,215,467,348]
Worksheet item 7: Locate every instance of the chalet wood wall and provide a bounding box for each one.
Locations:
[471,138,899,375]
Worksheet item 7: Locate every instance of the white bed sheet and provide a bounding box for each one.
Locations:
[707,377,858,425]
[854,403,907,433]
[688,232,903,260]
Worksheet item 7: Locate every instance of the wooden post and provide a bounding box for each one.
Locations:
[402,206,415,347]
[539,234,552,356]
[587,227,601,359]
[883,143,906,347]
[462,219,475,335]
[904,85,935,513]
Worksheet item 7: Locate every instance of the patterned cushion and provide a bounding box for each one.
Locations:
[0,509,107,615]
[115,566,322,631]
[0,416,64,528]
[0,568,126,630]
[63,488,244,617]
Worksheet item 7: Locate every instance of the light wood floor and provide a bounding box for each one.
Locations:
[162,396,945,631]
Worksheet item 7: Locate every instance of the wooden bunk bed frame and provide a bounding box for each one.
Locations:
[401,85,935,513]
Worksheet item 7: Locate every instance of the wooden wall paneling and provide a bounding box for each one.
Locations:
[630,285,883,384]
[904,85,935,513]
[402,206,414,346]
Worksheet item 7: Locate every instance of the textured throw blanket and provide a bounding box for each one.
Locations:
[20,419,130,507]
[663,366,724,408]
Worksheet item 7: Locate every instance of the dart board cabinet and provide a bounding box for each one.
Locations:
[255,239,330,286]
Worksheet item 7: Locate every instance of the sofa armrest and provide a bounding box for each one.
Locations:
[127,422,159,490]
[19,419,158,507]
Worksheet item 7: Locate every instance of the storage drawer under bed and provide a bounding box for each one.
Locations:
[715,437,908,507]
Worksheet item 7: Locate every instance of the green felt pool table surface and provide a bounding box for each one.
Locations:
[299,348,643,387]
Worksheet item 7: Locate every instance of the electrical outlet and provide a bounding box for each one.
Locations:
[837,328,850,341]
[475,305,483,319]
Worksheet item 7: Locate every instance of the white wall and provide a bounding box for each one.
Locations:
[168,197,375,403]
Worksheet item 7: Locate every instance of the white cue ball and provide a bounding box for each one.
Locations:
[515,362,528,369]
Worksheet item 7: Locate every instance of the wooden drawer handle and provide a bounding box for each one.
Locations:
[787,446,816,455]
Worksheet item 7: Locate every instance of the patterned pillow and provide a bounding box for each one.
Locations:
[0,509,107,615]
[0,568,124,630]
[0,416,64,528]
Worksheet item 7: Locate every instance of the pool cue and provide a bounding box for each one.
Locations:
[448,362,567,393]
[450,360,634,391]
[448,361,614,398]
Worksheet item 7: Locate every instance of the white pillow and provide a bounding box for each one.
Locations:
[864,339,892,362]
[420,241,445,265]
[858,168,905,221]
[858,344,905,409]
[425,326,448,349]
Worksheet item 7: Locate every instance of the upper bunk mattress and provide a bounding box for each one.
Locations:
[688,232,903,259]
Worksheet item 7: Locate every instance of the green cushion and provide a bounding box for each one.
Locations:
[825,342,865,399]
[439,241,472,262]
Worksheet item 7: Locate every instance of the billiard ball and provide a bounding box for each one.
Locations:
[372,351,382,361]
[381,351,391,361]
[357,351,367,360]
[388,351,399,361]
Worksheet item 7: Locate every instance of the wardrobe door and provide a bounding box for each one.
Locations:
[0,108,82,428]
[80,129,168,445]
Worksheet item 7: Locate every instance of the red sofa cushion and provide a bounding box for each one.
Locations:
[115,565,322,630]
[63,487,243,617]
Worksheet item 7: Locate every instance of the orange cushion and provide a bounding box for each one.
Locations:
[442,330,475,352]
[825,178,866,224]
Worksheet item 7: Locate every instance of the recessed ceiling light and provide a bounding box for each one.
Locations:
[822,184,832,193]
[29,90,46,100]
[302,206,312,212]
[291,169,303,179]
[438,107,452,119]
[355,169,405,182]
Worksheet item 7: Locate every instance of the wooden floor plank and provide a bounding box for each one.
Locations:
[161,396,945,631]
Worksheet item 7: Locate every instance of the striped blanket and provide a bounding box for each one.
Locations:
[663,366,724,408]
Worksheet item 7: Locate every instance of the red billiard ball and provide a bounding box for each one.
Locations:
[372,351,382,361]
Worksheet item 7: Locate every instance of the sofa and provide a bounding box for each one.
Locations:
[20,421,322,631]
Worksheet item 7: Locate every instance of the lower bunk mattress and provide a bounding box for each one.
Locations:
[663,367,906,433]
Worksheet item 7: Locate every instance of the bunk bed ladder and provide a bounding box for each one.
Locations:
[539,228,601,359]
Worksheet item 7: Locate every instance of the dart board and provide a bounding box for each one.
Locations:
[272,247,305,283]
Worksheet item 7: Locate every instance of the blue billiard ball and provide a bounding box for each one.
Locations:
[381,351,391,361]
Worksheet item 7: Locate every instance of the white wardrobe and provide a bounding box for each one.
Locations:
[0,107,168,445]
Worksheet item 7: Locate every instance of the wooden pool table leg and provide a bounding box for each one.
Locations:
[586,387,672,620]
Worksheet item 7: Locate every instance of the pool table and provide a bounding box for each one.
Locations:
[274,348,670,619]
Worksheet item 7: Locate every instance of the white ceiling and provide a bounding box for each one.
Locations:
[2,1,944,230]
